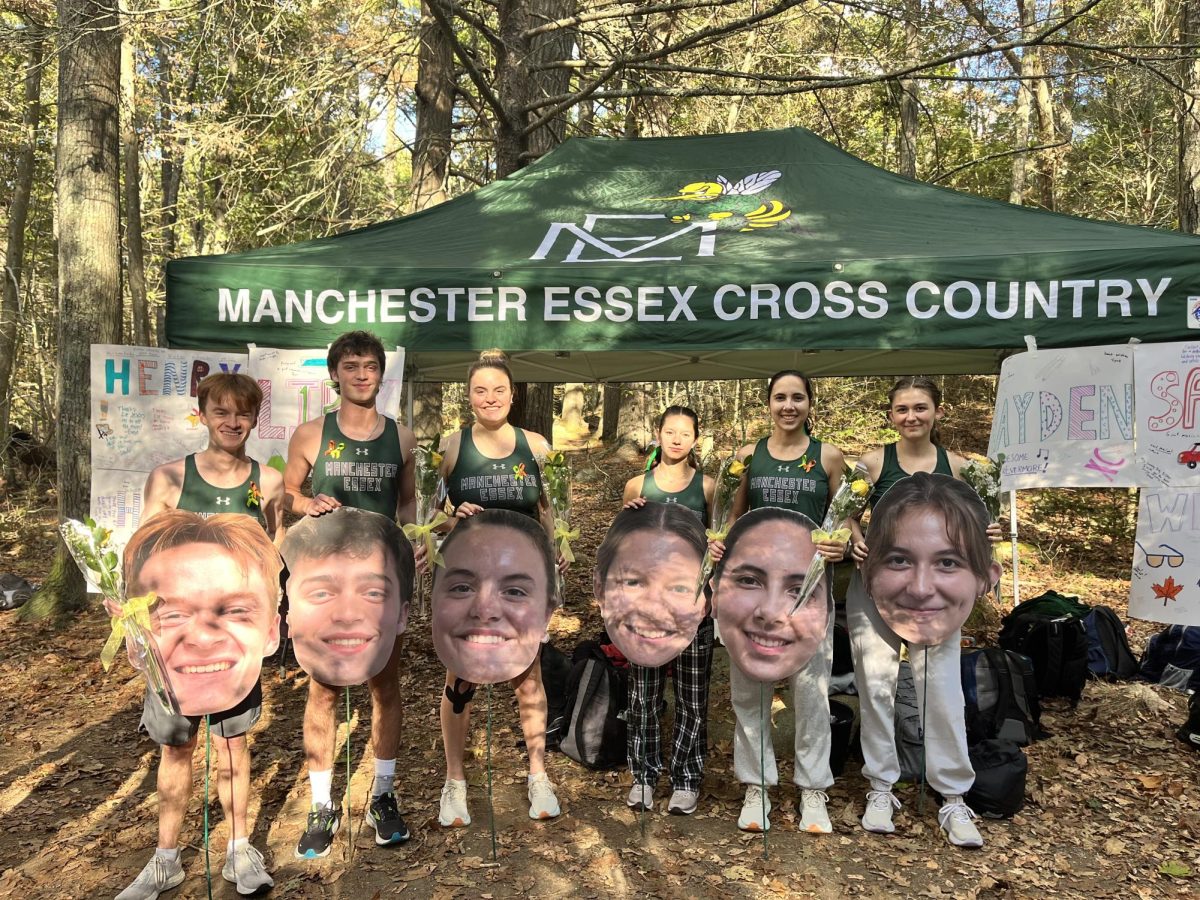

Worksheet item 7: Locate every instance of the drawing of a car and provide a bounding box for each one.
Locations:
[1179,443,1200,468]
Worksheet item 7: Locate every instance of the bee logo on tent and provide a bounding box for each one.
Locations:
[528,171,792,264]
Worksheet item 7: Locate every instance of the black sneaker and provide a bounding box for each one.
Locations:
[295,802,341,859]
[366,791,411,846]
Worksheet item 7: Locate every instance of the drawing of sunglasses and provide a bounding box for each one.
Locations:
[1135,541,1185,568]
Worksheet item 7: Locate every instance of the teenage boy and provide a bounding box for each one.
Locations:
[284,330,417,857]
[116,373,285,900]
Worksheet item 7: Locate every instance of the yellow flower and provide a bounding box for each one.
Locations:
[729,459,746,477]
[431,451,443,467]
[851,479,870,496]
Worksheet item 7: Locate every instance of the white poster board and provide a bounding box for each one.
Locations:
[1129,488,1200,626]
[1132,340,1200,489]
[90,344,406,543]
[989,344,1136,489]
[90,345,249,544]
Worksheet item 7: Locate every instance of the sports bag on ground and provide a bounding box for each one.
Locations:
[965,738,1027,818]
[1082,606,1138,681]
[559,639,628,770]
[1177,690,1200,751]
[961,647,1044,746]
[999,593,1089,704]
[1139,625,1200,692]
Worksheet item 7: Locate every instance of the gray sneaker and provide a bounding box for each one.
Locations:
[668,788,699,816]
[221,842,273,895]
[115,853,185,900]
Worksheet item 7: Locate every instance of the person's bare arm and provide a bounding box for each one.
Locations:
[396,424,418,525]
[621,474,646,508]
[849,447,885,563]
[284,418,340,516]
[142,460,185,522]
[259,465,286,544]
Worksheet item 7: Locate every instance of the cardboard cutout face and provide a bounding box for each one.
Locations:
[713,511,829,683]
[595,529,706,668]
[866,473,999,646]
[129,517,281,717]
[282,508,411,687]
[432,513,555,685]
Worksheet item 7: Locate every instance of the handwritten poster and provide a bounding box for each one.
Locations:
[989,344,1136,489]
[90,345,249,545]
[244,345,405,473]
[1133,340,1200,488]
[1129,488,1200,626]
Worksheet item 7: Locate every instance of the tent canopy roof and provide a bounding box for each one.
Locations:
[166,127,1199,381]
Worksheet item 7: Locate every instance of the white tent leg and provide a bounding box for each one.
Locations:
[1008,490,1020,607]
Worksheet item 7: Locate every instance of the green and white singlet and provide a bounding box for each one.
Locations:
[868,442,953,509]
[447,426,541,517]
[746,436,829,522]
[640,466,707,521]
[177,454,266,525]
[310,414,404,519]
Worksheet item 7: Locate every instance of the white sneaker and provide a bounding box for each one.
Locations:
[221,843,273,896]
[116,853,185,900]
[627,784,654,811]
[862,789,901,834]
[799,789,832,834]
[668,788,699,816]
[938,796,983,849]
[439,778,470,828]
[737,785,771,832]
[527,773,561,820]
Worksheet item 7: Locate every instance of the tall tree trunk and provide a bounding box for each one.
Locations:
[527,0,575,158]
[511,382,555,440]
[1179,0,1200,232]
[1009,79,1032,204]
[35,0,123,618]
[616,383,652,451]
[601,383,620,441]
[560,382,586,432]
[893,0,921,178]
[0,25,45,451]
[411,0,455,211]
[1018,0,1057,210]
[122,8,150,345]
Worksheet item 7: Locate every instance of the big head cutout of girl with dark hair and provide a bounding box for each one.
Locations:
[864,473,1000,646]
[594,502,707,668]
[711,507,831,683]
[431,508,557,685]
[281,507,413,687]
[124,511,283,716]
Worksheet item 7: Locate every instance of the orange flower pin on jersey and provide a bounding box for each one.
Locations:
[513,462,528,481]
[325,440,346,459]
[1152,576,1183,606]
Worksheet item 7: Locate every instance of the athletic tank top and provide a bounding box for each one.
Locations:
[746,436,829,523]
[310,414,404,519]
[640,467,708,521]
[447,426,541,517]
[869,442,953,509]
[177,454,266,525]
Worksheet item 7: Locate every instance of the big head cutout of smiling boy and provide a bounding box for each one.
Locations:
[281,507,414,687]
[124,511,282,717]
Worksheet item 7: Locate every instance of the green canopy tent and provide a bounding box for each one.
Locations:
[166,126,1199,381]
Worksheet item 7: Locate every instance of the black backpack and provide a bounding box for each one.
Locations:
[999,597,1089,705]
[559,640,628,770]
[1139,625,1200,692]
[540,642,574,752]
[1177,691,1200,751]
[894,661,925,783]
[961,648,1044,746]
[965,739,1028,819]
[1082,606,1138,681]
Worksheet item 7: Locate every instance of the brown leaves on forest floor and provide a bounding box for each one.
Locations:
[1,446,1198,898]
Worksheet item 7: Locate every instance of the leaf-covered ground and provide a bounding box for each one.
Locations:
[1,446,1197,899]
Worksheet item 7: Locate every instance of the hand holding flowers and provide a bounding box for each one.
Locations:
[790,464,873,614]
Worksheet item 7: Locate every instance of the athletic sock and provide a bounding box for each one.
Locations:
[155,847,181,863]
[373,758,396,798]
[309,769,333,808]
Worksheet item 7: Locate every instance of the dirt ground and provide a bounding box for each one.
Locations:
[1,446,1198,899]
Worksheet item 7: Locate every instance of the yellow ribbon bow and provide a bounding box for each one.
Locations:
[100,593,157,672]
[553,518,579,564]
[705,527,730,543]
[403,511,450,568]
[813,527,852,544]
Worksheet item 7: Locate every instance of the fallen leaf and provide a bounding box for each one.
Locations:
[1159,861,1193,878]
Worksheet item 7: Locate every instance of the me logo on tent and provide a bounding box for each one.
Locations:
[529,170,792,263]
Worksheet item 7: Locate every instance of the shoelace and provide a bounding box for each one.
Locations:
[443,780,467,803]
[149,855,176,885]
[804,790,829,808]
[866,790,901,811]
[307,805,337,833]
[373,792,400,819]
[938,800,977,827]
[529,777,556,802]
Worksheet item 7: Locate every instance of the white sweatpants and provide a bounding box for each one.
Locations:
[729,615,834,790]
[846,570,974,798]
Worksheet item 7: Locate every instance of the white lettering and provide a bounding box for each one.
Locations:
[219,288,250,322]
[906,282,940,319]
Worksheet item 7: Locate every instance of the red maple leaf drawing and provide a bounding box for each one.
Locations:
[1152,576,1184,606]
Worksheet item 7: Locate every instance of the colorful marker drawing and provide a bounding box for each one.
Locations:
[1177,442,1200,469]
[1083,447,1126,482]
[1136,541,1186,569]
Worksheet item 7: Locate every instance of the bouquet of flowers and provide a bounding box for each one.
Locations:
[960,454,1005,522]
[790,463,873,614]
[403,443,448,568]
[694,454,747,601]
[60,518,179,715]
[540,450,575,600]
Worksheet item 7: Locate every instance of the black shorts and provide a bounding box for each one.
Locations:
[138,680,263,747]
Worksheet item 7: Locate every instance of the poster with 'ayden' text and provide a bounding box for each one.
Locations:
[1129,488,1200,626]
[1133,340,1200,489]
[988,344,1136,490]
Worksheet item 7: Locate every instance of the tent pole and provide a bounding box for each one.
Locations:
[1008,490,1020,607]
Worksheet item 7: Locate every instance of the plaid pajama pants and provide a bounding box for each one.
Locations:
[626,616,715,792]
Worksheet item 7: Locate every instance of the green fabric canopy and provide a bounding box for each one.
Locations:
[166,127,1200,381]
